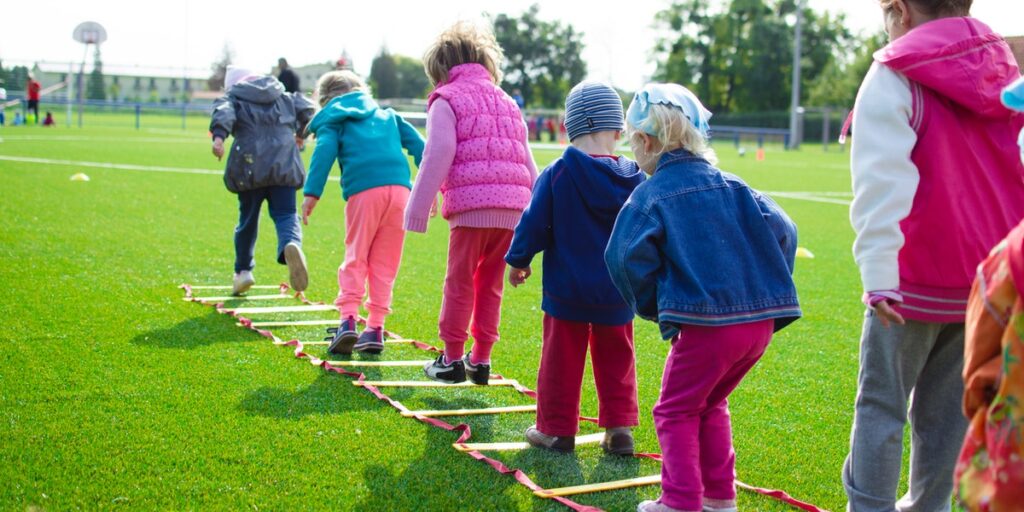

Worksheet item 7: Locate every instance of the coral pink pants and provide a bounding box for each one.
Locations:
[536,314,639,436]
[336,186,408,328]
[438,227,513,359]
[654,319,774,511]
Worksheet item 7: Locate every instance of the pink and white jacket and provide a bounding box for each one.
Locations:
[404,63,537,232]
[851,17,1024,323]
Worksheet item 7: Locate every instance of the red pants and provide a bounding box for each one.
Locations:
[438,227,513,354]
[536,314,639,436]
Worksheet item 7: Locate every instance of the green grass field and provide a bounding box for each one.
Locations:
[0,118,870,511]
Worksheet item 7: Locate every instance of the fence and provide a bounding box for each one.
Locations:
[1,93,215,130]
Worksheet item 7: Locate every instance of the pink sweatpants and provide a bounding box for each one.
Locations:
[336,186,409,328]
[654,319,774,511]
[438,227,513,360]
[536,314,639,436]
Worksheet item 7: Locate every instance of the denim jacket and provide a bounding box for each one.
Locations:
[605,149,801,339]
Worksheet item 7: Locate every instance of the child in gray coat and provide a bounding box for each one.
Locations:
[210,66,315,295]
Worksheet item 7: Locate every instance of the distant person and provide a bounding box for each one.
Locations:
[406,21,538,385]
[505,81,644,456]
[26,74,41,123]
[13,112,24,126]
[277,58,300,93]
[842,1,1024,511]
[0,86,6,126]
[209,65,315,295]
[512,88,525,110]
[42,112,55,127]
[954,76,1024,511]
[302,70,425,355]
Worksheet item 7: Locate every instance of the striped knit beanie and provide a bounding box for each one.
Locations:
[564,81,624,141]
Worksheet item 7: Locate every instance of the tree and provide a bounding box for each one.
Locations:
[653,0,853,113]
[369,47,399,99]
[207,43,234,91]
[86,46,107,100]
[807,31,886,107]
[394,55,431,99]
[492,4,587,108]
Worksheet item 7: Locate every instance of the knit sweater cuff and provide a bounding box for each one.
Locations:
[450,209,523,231]
[404,215,429,233]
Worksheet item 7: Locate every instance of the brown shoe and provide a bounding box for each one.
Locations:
[525,425,575,453]
[601,427,634,456]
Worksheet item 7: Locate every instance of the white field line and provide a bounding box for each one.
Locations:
[0,155,340,182]
[766,191,851,206]
[0,135,203,144]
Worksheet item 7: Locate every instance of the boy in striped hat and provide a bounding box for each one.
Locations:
[505,81,644,454]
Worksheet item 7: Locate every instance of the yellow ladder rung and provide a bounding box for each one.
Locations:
[237,320,339,327]
[188,284,281,290]
[454,432,605,452]
[222,304,337,314]
[325,360,433,367]
[534,474,662,498]
[353,379,519,388]
[401,404,536,418]
[186,294,291,302]
[300,338,422,346]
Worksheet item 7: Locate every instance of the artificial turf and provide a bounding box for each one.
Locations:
[0,116,885,511]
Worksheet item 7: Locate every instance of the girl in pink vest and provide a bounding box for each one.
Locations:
[843,2,1024,511]
[405,22,538,385]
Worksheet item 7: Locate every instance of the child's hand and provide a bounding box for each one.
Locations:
[301,196,318,225]
[212,137,225,161]
[295,135,305,150]
[508,266,531,287]
[874,301,906,328]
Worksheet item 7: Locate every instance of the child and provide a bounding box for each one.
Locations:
[210,66,315,295]
[42,112,55,127]
[605,83,800,512]
[302,70,425,355]
[505,81,643,454]
[405,21,538,384]
[954,77,1024,511]
[842,2,1024,510]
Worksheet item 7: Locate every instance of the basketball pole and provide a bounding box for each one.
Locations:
[787,0,805,150]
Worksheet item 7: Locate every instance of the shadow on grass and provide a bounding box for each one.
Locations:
[129,310,260,349]
[236,369,412,419]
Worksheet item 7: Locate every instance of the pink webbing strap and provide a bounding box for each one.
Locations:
[179,283,827,512]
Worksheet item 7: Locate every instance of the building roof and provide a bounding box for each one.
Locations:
[1008,36,1024,66]
[32,61,209,80]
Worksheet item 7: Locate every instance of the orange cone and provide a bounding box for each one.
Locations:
[756,148,766,161]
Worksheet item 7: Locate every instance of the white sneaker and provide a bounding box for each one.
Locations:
[233,270,255,296]
[283,242,308,292]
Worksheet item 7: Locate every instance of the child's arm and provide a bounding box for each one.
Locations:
[505,167,554,285]
[605,202,663,326]
[292,93,316,149]
[522,119,539,186]
[395,114,425,167]
[404,99,457,233]
[301,127,340,224]
[850,62,919,324]
[752,190,798,273]
[209,96,235,159]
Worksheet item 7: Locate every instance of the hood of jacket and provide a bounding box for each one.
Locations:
[875,17,1020,119]
[228,76,285,104]
[560,145,644,221]
[307,90,379,133]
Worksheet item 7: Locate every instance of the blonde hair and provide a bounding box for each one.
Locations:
[423,21,505,86]
[629,103,717,165]
[880,0,971,17]
[315,70,367,107]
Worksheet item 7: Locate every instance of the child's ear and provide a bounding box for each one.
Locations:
[643,133,658,153]
[614,131,622,141]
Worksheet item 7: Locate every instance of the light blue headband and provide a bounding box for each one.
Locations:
[1004,76,1024,113]
[626,83,712,139]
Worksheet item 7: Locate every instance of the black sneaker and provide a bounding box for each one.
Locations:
[423,354,466,384]
[326,316,358,355]
[354,327,385,354]
[462,352,490,385]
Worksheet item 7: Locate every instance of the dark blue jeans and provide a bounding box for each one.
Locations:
[234,186,302,273]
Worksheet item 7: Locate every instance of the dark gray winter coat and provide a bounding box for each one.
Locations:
[210,76,315,193]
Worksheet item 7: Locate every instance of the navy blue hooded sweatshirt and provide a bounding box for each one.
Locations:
[505,145,645,325]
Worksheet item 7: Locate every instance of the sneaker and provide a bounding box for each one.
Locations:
[423,354,466,384]
[637,501,687,512]
[232,270,255,296]
[702,499,737,512]
[462,352,490,385]
[283,242,308,292]
[326,316,358,355]
[525,425,575,453]
[600,427,635,456]
[354,327,385,354]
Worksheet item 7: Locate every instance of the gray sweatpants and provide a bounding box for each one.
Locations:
[842,312,967,512]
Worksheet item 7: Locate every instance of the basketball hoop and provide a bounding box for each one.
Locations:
[73,22,107,45]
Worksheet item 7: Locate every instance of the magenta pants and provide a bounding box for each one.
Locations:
[438,227,513,354]
[336,186,409,328]
[536,314,639,436]
[653,319,774,511]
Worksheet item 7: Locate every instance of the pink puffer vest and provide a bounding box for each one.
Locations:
[427,63,532,219]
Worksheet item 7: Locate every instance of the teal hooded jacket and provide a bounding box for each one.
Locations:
[303,91,424,200]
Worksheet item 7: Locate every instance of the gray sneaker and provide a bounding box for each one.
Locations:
[232,270,255,296]
[525,425,575,453]
[283,242,308,292]
[600,427,635,456]
[423,354,466,384]
[354,327,385,354]
[462,352,490,385]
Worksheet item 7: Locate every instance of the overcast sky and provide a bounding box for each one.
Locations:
[2,0,1022,91]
